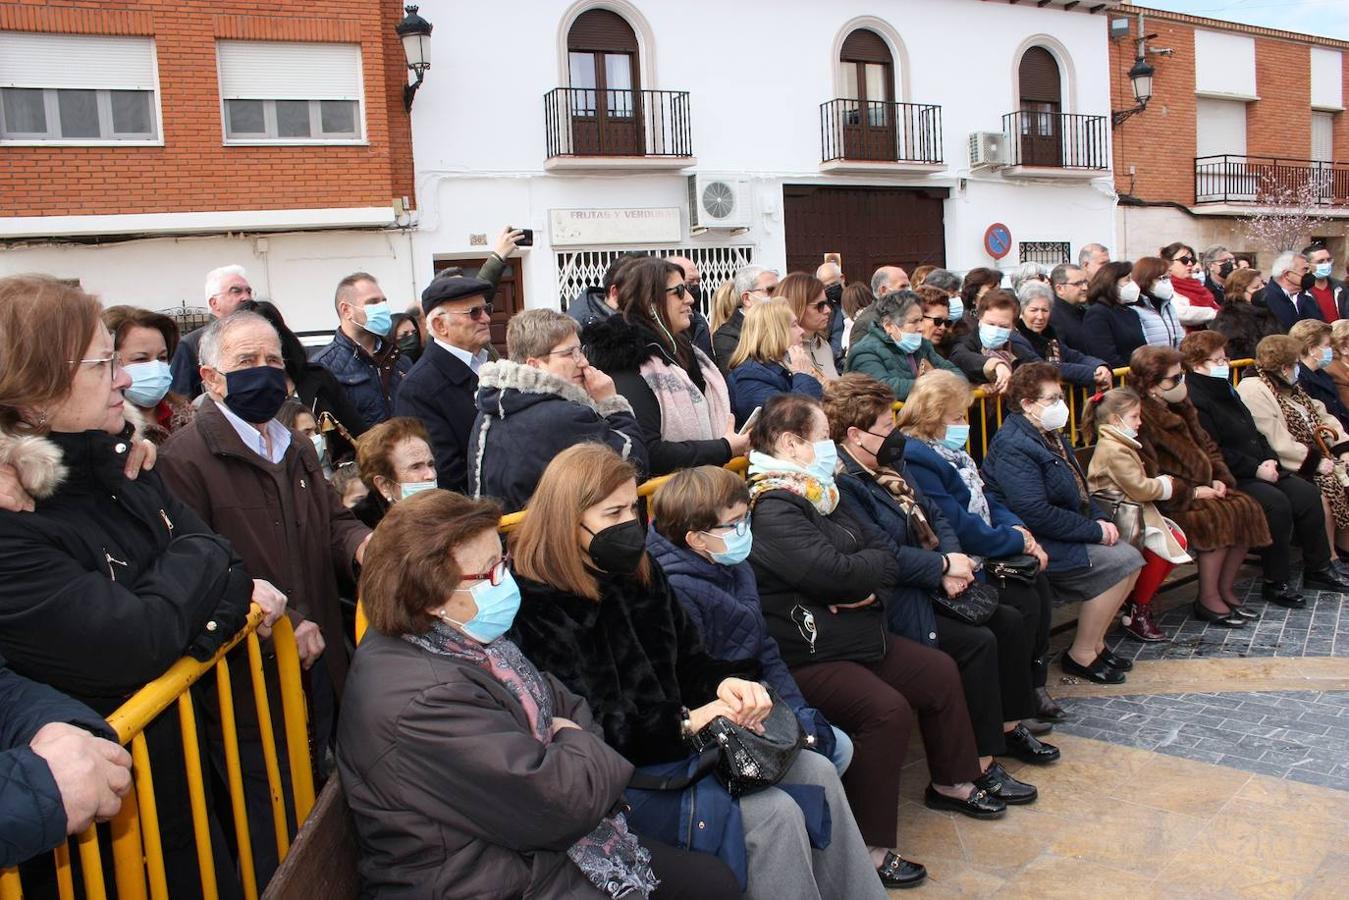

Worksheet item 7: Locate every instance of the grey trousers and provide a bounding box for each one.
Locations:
[737,749,886,900]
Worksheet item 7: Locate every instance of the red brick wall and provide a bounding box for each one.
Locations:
[0,0,415,217]
[1111,6,1344,208]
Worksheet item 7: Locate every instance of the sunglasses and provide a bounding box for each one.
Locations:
[1176,256,1196,266]
[923,315,955,328]
[1159,372,1185,388]
[809,299,833,313]
[665,283,689,299]
[449,303,494,321]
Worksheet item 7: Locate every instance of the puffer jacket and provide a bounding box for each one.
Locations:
[844,324,964,401]
[1080,300,1147,369]
[468,360,647,511]
[566,286,615,330]
[726,359,823,428]
[645,529,835,757]
[311,329,413,428]
[980,413,1105,572]
[900,438,1027,559]
[0,652,115,868]
[1011,321,1107,387]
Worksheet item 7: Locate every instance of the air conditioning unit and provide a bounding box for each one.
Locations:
[687,175,752,230]
[969,131,1010,170]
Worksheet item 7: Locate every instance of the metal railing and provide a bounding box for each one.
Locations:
[819,99,943,165]
[544,88,692,158]
[1194,155,1349,206]
[1001,111,1108,170]
[1,609,313,900]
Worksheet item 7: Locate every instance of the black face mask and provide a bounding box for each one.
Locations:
[584,520,647,575]
[222,366,288,424]
[825,283,844,305]
[1218,260,1236,279]
[687,283,703,306]
[397,334,422,360]
[1301,272,1318,292]
[867,428,906,469]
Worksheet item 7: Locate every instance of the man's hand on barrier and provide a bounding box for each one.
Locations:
[0,463,34,512]
[123,439,156,481]
[1093,366,1114,390]
[251,580,288,638]
[30,722,133,834]
[293,621,326,669]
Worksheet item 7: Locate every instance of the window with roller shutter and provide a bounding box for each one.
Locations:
[216,40,365,144]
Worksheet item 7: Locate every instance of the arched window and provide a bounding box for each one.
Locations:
[1016,46,1063,166]
[566,9,642,154]
[839,28,896,161]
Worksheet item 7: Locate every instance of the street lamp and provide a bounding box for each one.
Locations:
[396,4,433,112]
[1112,56,1155,126]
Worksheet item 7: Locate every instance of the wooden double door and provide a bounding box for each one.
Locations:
[783,185,948,286]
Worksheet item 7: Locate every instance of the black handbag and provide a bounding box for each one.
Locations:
[931,579,999,627]
[985,553,1040,586]
[688,685,805,797]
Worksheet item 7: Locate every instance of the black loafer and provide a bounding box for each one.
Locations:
[1034,686,1066,721]
[924,784,1007,819]
[1100,648,1134,671]
[1304,567,1349,593]
[876,851,927,889]
[1224,603,1259,620]
[1061,651,1125,684]
[1192,601,1246,627]
[976,761,1038,805]
[1262,580,1305,607]
[1003,723,1061,764]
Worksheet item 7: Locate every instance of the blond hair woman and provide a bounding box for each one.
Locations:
[726,299,823,428]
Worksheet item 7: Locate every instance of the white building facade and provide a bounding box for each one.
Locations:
[407,0,1122,320]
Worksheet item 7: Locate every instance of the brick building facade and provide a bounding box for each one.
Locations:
[0,0,418,333]
[1108,4,1349,267]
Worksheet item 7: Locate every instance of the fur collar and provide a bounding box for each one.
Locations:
[0,406,148,499]
[581,315,672,372]
[476,359,632,417]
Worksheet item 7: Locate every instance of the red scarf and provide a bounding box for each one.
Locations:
[1172,276,1218,311]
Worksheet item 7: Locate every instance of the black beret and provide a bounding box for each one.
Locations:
[421,275,493,315]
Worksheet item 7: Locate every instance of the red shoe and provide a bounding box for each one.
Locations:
[1121,602,1168,643]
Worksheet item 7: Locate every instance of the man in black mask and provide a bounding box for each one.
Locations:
[816,261,848,372]
[666,256,714,359]
[158,310,372,891]
[1202,245,1236,304]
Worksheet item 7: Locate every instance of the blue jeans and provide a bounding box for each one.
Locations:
[828,725,854,775]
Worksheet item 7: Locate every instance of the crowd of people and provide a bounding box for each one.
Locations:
[1,232,1347,899]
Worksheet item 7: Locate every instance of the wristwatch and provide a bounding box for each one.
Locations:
[679,706,693,740]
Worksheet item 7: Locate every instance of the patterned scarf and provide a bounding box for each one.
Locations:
[925,439,993,527]
[747,451,840,515]
[1259,370,1349,527]
[404,622,658,898]
[638,346,732,443]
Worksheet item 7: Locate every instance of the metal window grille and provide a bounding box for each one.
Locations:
[158,302,213,335]
[554,245,754,314]
[1019,241,1071,266]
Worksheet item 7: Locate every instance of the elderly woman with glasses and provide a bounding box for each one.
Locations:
[1129,346,1271,627]
[1012,282,1113,390]
[584,258,749,476]
[845,291,965,401]
[981,364,1144,685]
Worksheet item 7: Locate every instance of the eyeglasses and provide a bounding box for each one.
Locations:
[1206,356,1229,367]
[71,353,125,378]
[752,284,778,297]
[457,553,511,587]
[809,299,832,313]
[1159,373,1185,388]
[448,303,494,321]
[1036,393,1065,404]
[1065,279,1089,288]
[665,283,688,299]
[923,315,955,328]
[704,515,750,538]
[545,345,586,361]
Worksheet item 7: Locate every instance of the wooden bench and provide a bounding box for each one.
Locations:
[261,778,360,900]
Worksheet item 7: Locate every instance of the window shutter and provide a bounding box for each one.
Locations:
[1018,47,1061,105]
[567,10,638,53]
[0,33,156,90]
[217,41,362,101]
[840,29,891,64]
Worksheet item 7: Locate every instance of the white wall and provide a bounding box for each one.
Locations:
[0,229,417,334]
[408,0,1117,306]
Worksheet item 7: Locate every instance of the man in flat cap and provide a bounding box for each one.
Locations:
[394,275,496,492]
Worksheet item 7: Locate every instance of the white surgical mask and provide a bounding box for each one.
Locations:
[1118,282,1141,305]
[1151,278,1174,301]
[1037,399,1070,432]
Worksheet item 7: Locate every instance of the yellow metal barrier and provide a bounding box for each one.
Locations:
[0,608,314,900]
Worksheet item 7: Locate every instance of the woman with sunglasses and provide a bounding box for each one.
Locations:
[778,273,840,379]
[1129,346,1271,626]
[338,489,738,899]
[981,364,1144,684]
[511,443,887,899]
[725,299,824,429]
[1160,241,1218,327]
[1212,268,1280,361]
[583,258,748,476]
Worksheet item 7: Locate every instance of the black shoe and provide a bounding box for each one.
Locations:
[1261,580,1304,606]
[1003,723,1061,764]
[1034,686,1066,721]
[876,851,927,889]
[1099,648,1134,671]
[1192,601,1246,627]
[1022,717,1054,736]
[1304,567,1349,593]
[976,761,1039,805]
[923,784,1007,819]
[1223,602,1259,620]
[1061,651,1125,684]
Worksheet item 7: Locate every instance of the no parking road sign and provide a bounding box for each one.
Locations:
[983,223,1012,261]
